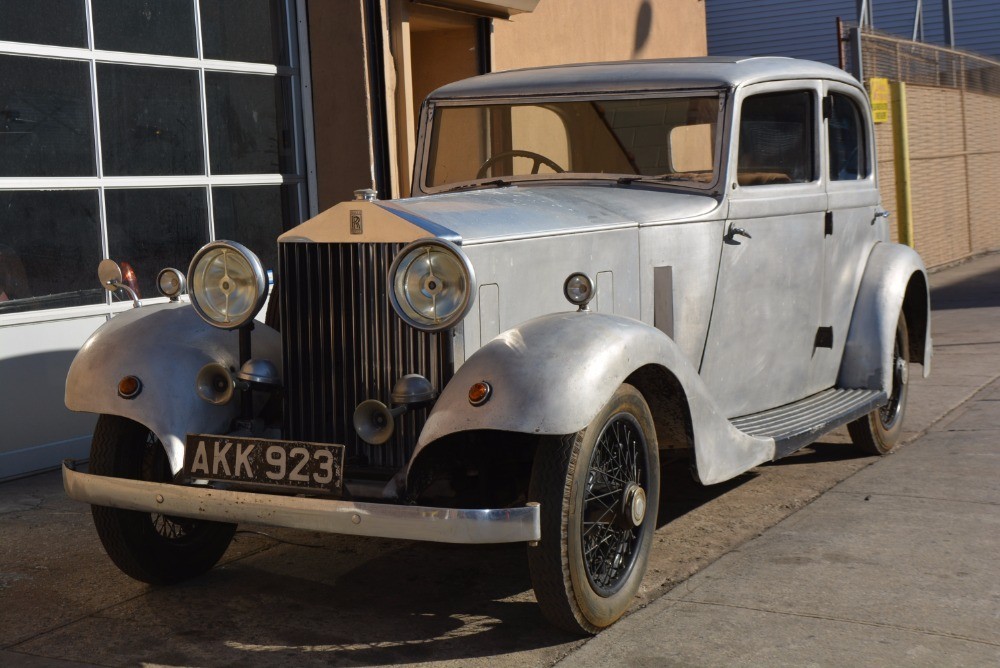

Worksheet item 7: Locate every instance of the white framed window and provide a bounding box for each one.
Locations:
[0,0,311,324]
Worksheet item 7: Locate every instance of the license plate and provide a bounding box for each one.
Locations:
[184,434,345,495]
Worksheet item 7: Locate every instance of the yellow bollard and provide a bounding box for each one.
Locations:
[890,81,914,247]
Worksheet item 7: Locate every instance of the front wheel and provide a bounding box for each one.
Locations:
[848,313,910,455]
[89,415,236,584]
[527,384,660,634]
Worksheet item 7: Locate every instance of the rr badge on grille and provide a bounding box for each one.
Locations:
[350,210,363,235]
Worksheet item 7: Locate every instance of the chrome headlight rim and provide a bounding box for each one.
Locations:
[187,240,267,330]
[389,238,476,332]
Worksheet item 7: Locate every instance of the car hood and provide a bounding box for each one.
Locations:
[379,184,723,245]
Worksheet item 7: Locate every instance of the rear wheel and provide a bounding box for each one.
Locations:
[89,415,236,584]
[527,384,660,634]
[848,314,910,455]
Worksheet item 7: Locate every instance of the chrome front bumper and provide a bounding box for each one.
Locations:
[63,462,540,544]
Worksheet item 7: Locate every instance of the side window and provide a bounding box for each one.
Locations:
[828,93,868,181]
[738,90,815,186]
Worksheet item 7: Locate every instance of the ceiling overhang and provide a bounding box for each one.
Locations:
[410,0,540,20]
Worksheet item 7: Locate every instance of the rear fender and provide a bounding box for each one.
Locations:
[838,242,932,393]
[411,312,774,485]
[65,303,281,473]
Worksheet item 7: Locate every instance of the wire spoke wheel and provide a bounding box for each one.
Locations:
[879,323,908,430]
[528,384,659,634]
[849,313,910,455]
[89,415,236,584]
[582,413,647,595]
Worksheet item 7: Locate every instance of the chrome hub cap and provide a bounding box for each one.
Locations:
[621,482,647,529]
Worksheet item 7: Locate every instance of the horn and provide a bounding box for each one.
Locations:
[353,399,405,445]
[196,362,235,405]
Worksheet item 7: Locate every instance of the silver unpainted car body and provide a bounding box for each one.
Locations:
[65,57,931,538]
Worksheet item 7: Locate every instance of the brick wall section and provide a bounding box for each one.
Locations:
[873,105,898,244]
[964,92,1000,252]
[907,86,971,267]
[871,85,1000,266]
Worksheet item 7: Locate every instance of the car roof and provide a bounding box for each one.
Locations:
[427,57,862,100]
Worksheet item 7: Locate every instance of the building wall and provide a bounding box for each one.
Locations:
[952,1,1000,59]
[872,84,1000,267]
[493,0,707,71]
[706,0,1000,65]
[307,0,378,210]
[706,0,850,65]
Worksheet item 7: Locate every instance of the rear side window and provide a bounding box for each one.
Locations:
[738,90,815,186]
[828,93,868,180]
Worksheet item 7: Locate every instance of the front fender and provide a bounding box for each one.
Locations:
[413,312,774,485]
[838,242,931,393]
[65,303,281,473]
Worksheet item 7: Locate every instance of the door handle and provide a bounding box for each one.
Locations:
[726,224,752,240]
[873,209,890,225]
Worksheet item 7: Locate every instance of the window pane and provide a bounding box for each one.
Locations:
[0,190,103,314]
[106,188,209,298]
[829,94,867,181]
[206,73,293,174]
[0,55,95,177]
[0,0,87,48]
[213,185,299,273]
[200,0,288,65]
[98,64,204,176]
[738,91,815,185]
[426,97,720,188]
[92,0,196,58]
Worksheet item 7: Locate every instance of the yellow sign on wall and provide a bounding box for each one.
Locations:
[869,77,890,123]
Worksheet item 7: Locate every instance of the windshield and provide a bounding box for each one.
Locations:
[424,94,723,190]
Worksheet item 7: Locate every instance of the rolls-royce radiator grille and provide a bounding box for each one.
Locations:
[279,242,452,470]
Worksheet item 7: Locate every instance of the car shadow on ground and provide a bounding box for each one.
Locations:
[930,263,1000,309]
[106,539,574,666]
[68,459,758,666]
[763,440,871,467]
[656,458,755,528]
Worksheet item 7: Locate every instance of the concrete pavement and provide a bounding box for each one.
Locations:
[562,253,1000,667]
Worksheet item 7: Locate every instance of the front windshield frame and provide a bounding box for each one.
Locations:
[414,89,730,196]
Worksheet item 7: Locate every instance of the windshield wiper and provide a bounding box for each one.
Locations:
[443,178,511,192]
[617,173,697,185]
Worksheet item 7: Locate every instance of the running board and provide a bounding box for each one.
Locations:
[731,389,886,459]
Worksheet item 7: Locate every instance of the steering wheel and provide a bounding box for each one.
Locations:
[476,149,565,179]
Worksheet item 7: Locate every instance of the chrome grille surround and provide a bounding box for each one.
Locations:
[279,242,452,470]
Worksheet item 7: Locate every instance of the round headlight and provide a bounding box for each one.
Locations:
[187,241,267,329]
[389,238,476,332]
[563,272,595,308]
[156,267,186,299]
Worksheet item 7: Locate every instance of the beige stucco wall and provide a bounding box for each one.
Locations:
[492,0,707,71]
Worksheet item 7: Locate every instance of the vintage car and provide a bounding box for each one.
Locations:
[63,57,931,634]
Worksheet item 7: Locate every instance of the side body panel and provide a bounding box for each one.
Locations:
[700,79,828,418]
[637,219,726,366]
[459,228,641,364]
[413,312,776,486]
[65,303,282,473]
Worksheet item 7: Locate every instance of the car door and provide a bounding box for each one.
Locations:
[810,82,883,390]
[700,82,827,418]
